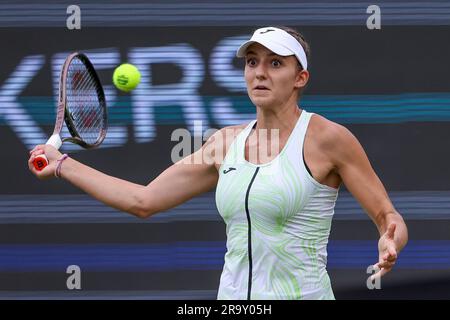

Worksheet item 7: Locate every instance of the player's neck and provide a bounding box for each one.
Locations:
[254,103,302,132]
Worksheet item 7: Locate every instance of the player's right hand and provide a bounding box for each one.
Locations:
[28,145,63,180]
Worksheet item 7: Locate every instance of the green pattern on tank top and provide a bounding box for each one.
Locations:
[215,110,339,300]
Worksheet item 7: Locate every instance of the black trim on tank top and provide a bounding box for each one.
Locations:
[245,167,259,300]
[303,148,313,176]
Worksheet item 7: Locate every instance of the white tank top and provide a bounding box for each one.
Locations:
[215,110,340,300]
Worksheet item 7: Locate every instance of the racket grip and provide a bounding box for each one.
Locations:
[32,134,62,171]
[33,154,49,171]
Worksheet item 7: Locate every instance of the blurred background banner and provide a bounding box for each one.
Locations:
[0,0,450,299]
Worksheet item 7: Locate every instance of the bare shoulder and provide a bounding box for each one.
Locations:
[309,113,358,149]
[204,122,251,169]
[309,113,368,168]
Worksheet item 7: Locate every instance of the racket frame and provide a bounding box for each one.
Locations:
[32,52,107,171]
[57,52,107,149]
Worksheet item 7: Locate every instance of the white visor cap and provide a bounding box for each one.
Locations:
[236,27,308,70]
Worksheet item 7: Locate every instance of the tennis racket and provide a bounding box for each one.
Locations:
[32,52,107,171]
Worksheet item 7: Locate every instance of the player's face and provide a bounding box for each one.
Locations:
[244,43,304,110]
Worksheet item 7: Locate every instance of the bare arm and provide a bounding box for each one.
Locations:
[28,131,221,219]
[325,123,408,277]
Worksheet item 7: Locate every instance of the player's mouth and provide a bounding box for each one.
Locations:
[253,85,270,91]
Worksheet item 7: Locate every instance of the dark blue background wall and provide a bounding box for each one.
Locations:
[1,0,450,299]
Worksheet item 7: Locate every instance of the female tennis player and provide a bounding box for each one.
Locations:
[28,26,408,300]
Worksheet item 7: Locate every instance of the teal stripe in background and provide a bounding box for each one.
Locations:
[4,92,450,126]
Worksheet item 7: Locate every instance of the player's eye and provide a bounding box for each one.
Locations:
[271,59,282,67]
[246,58,257,67]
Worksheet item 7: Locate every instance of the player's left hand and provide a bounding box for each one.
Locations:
[371,223,398,280]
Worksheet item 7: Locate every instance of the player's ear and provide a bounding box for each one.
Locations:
[294,69,309,90]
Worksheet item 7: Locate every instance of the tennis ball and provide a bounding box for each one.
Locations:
[113,63,141,92]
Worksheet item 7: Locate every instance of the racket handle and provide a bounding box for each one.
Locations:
[32,134,62,171]
[33,155,49,171]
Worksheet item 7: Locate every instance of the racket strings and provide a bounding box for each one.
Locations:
[66,58,105,145]
[75,68,103,130]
